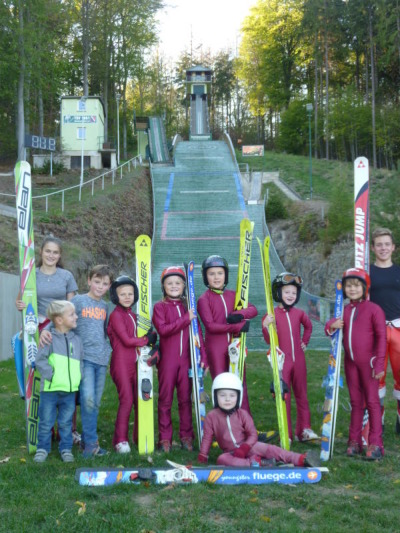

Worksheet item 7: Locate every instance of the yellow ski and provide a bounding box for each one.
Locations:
[257,236,290,450]
[136,234,154,455]
[229,219,254,381]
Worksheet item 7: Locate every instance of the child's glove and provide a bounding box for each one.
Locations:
[240,321,250,333]
[197,453,208,464]
[232,443,251,458]
[227,313,244,324]
[146,345,161,367]
[146,330,157,346]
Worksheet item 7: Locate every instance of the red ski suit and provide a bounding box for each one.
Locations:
[197,288,258,413]
[199,407,304,466]
[107,305,148,447]
[152,298,207,444]
[325,299,386,449]
[262,306,313,440]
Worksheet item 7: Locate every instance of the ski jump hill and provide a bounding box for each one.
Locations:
[147,131,331,351]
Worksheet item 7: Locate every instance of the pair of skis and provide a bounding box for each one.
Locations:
[76,461,327,487]
[185,261,206,445]
[258,237,290,450]
[15,161,41,454]
[320,281,344,461]
[320,156,370,460]
[135,235,155,456]
[229,218,254,380]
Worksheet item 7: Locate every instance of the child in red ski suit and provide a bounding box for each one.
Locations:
[325,268,386,460]
[107,276,157,453]
[197,255,257,413]
[152,266,208,452]
[197,373,320,468]
[262,272,317,444]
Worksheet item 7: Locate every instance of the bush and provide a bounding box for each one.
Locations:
[265,193,288,221]
[298,212,320,243]
[33,159,65,175]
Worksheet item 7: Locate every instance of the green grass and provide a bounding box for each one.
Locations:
[1,351,399,532]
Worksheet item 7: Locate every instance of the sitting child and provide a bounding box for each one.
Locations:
[197,372,320,468]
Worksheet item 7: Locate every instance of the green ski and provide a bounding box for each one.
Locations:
[136,234,154,455]
[229,218,254,381]
[258,236,290,450]
[15,161,40,453]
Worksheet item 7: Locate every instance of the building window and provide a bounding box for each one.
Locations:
[77,127,86,140]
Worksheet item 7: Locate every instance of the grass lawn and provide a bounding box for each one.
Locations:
[1,349,399,532]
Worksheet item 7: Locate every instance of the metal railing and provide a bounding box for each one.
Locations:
[0,155,142,213]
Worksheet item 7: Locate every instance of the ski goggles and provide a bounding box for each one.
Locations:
[282,274,303,285]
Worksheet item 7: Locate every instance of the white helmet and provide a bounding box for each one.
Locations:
[211,372,243,410]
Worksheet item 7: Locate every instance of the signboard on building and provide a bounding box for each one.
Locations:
[242,145,264,157]
[63,115,97,124]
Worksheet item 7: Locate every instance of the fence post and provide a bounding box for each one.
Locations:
[120,166,122,179]
[79,185,82,202]
[62,190,65,212]
[45,196,48,213]
[92,180,94,196]
[102,175,105,190]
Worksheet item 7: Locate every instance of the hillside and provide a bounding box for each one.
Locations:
[0,165,152,289]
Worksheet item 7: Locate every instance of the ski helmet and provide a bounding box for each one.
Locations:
[272,272,303,305]
[109,275,138,306]
[201,255,229,288]
[211,372,243,410]
[342,268,370,298]
[160,266,186,295]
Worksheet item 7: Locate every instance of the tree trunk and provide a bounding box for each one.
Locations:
[369,7,377,169]
[17,1,25,161]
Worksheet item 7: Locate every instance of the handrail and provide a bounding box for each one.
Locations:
[0,155,142,211]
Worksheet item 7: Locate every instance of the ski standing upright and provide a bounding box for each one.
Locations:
[320,280,344,461]
[229,218,254,381]
[354,156,371,446]
[257,236,290,450]
[15,161,40,454]
[185,261,206,445]
[136,234,154,455]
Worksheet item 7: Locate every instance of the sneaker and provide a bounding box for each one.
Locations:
[363,444,383,461]
[296,428,320,442]
[181,438,194,452]
[158,440,171,453]
[72,431,82,445]
[33,449,48,463]
[347,440,361,457]
[260,458,276,467]
[82,445,109,458]
[115,441,131,454]
[303,450,321,467]
[257,430,279,443]
[61,450,74,463]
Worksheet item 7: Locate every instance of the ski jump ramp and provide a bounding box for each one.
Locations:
[149,138,332,351]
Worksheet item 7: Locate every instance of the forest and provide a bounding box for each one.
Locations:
[1,0,399,169]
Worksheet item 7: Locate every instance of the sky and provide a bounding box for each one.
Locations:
[156,0,257,62]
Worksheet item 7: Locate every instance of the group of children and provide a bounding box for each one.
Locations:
[31,228,395,464]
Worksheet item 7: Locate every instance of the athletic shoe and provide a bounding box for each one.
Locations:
[72,431,82,445]
[303,450,321,467]
[159,440,171,453]
[257,430,279,443]
[363,444,383,461]
[296,428,320,442]
[181,438,194,452]
[61,450,75,463]
[33,449,48,463]
[82,445,109,458]
[115,441,131,454]
[346,440,361,457]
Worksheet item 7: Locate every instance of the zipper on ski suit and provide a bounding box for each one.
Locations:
[284,311,295,361]
[348,307,357,361]
[226,415,240,448]
[219,294,230,343]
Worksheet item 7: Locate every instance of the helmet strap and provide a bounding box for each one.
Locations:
[210,288,224,295]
